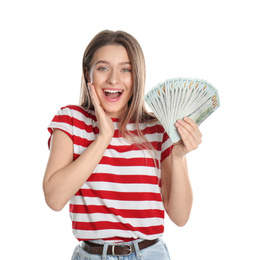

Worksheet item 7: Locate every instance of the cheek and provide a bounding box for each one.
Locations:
[90,70,97,83]
[91,73,103,87]
[90,68,103,84]
[94,85,103,97]
[127,86,134,101]
[122,76,133,89]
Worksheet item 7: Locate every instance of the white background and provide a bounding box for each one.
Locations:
[1,0,254,259]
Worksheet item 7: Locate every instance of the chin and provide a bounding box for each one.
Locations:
[104,107,127,119]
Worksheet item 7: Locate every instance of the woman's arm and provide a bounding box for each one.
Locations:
[43,84,114,211]
[161,154,193,226]
[43,130,111,211]
[161,117,202,226]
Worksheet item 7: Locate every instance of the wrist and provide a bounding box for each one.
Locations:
[96,133,112,146]
[171,153,186,161]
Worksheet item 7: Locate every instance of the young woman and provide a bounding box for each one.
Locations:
[43,30,202,260]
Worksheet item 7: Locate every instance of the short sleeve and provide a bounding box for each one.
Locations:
[47,106,74,149]
[161,131,174,162]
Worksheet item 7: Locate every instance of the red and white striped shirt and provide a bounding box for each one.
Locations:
[48,105,173,242]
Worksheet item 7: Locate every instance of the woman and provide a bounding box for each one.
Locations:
[43,30,202,260]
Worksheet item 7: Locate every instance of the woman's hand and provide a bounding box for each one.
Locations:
[172,117,202,158]
[88,83,115,143]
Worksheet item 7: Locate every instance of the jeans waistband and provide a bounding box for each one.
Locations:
[80,238,160,259]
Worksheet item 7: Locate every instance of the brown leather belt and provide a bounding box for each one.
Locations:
[80,238,159,256]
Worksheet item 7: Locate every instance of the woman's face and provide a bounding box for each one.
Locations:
[88,44,133,118]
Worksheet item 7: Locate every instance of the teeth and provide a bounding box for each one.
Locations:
[104,89,123,93]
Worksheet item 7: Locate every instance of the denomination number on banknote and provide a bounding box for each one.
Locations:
[211,95,218,109]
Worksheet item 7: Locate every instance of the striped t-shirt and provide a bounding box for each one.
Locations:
[48,105,173,242]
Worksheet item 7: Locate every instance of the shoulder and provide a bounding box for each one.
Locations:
[57,105,96,121]
[49,105,97,131]
[48,105,97,148]
[58,105,92,116]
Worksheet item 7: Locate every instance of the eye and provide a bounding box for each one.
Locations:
[97,66,108,71]
[121,68,131,72]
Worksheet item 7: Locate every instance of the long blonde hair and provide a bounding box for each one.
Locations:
[80,30,156,150]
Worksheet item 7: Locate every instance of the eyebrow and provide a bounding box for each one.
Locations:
[95,60,131,66]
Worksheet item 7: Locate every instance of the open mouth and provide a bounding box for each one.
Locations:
[103,89,124,100]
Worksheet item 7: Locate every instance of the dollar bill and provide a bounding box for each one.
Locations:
[144,78,220,143]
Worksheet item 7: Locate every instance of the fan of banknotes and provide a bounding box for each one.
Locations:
[144,77,220,143]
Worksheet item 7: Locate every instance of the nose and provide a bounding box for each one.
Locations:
[106,69,120,85]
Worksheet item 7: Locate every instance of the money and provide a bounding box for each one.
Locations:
[144,78,220,143]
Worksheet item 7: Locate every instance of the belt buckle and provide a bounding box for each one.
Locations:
[112,244,132,256]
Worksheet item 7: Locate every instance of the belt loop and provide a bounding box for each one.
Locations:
[133,240,142,259]
[102,243,108,260]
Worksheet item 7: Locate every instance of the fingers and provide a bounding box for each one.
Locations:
[87,84,115,140]
[88,83,100,108]
[175,117,202,151]
[88,83,106,120]
[183,117,202,138]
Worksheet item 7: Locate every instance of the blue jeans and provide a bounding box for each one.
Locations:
[71,238,171,260]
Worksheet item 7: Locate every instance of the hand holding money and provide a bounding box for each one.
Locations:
[144,77,220,143]
[172,117,202,157]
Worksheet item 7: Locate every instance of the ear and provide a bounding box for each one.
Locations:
[85,67,91,83]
